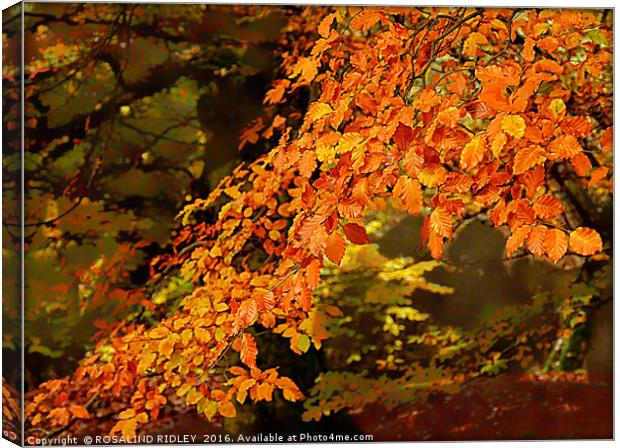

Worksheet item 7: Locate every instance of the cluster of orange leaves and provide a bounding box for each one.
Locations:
[26,6,611,437]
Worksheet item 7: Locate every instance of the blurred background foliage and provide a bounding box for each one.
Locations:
[3,3,289,385]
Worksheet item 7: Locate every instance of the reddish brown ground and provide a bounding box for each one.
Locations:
[354,372,613,441]
[32,371,612,443]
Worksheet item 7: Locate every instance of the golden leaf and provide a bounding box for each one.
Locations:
[501,115,526,139]
[307,102,333,122]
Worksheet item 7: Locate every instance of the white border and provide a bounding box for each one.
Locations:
[0,1,616,448]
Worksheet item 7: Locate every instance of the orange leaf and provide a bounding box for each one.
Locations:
[217,401,237,418]
[403,147,424,177]
[418,163,448,187]
[532,194,563,219]
[443,172,473,193]
[570,152,591,177]
[561,116,592,139]
[392,176,423,216]
[430,207,452,239]
[240,333,258,368]
[437,107,461,128]
[600,127,612,153]
[255,383,274,402]
[350,10,384,31]
[289,57,319,84]
[69,405,90,420]
[49,408,71,427]
[508,200,536,230]
[298,151,317,178]
[543,228,568,263]
[325,232,346,265]
[118,408,136,420]
[506,225,531,257]
[318,12,337,38]
[489,198,508,227]
[588,167,609,189]
[548,134,582,159]
[569,227,602,256]
[236,299,257,328]
[521,165,545,199]
[253,289,275,312]
[513,145,546,175]
[460,135,487,170]
[522,38,536,62]
[526,225,548,257]
[428,230,444,260]
[299,215,328,255]
[264,79,290,105]
[236,378,256,404]
[305,258,321,290]
[111,419,137,438]
[393,123,416,152]
[343,223,370,245]
[463,32,488,58]
[275,377,303,401]
[413,89,440,113]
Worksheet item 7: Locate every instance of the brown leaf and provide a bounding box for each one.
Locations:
[343,223,370,245]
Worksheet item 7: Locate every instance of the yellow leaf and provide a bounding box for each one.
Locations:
[460,134,487,169]
[548,98,566,118]
[200,399,218,420]
[180,329,193,346]
[307,102,333,121]
[491,132,507,158]
[176,383,192,397]
[501,115,526,139]
[336,132,363,154]
[185,388,203,406]
[137,352,157,373]
[296,334,311,353]
[118,408,136,420]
